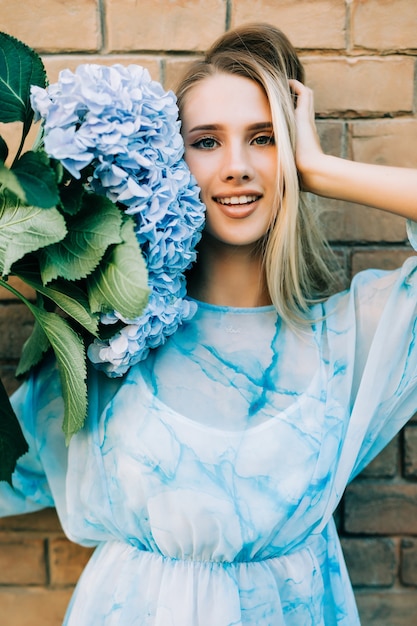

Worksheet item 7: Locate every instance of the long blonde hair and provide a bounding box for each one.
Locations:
[176,23,340,324]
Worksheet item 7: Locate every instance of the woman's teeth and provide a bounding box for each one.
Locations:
[217,195,259,205]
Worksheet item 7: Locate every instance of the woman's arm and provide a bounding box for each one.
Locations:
[289,79,417,221]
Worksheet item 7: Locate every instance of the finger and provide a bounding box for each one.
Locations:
[288,80,313,113]
[288,79,302,107]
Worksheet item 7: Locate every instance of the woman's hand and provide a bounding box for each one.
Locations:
[289,79,417,219]
[289,79,327,194]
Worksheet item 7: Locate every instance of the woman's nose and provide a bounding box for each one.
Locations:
[220,144,254,183]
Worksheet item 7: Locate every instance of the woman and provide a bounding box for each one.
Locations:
[2,23,417,625]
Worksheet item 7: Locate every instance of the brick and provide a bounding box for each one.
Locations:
[0,538,46,585]
[401,538,417,586]
[404,426,417,479]
[230,0,346,49]
[0,121,40,168]
[105,0,226,53]
[0,587,72,626]
[329,246,351,290]
[0,277,36,303]
[164,56,203,92]
[352,0,417,51]
[1,365,21,396]
[355,590,417,626]
[304,56,415,115]
[350,120,417,169]
[0,304,34,359]
[314,197,407,243]
[341,537,397,587]
[344,482,417,535]
[0,0,101,53]
[316,121,345,157]
[49,538,94,585]
[43,55,162,84]
[0,509,63,533]
[351,248,415,276]
[359,436,399,479]
[333,501,343,531]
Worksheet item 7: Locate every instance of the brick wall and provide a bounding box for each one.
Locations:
[0,1,417,624]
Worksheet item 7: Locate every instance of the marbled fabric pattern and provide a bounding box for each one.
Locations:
[2,236,417,624]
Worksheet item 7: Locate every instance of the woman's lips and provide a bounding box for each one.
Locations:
[214,194,261,218]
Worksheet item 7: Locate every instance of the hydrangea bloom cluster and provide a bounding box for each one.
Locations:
[31,63,205,376]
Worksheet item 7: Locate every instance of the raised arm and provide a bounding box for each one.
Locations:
[289,79,417,221]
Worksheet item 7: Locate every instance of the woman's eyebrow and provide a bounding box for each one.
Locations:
[187,124,221,133]
[248,122,273,131]
[187,121,273,133]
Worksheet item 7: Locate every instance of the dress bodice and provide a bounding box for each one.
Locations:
[140,300,322,429]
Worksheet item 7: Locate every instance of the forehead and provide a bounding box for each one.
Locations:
[181,72,272,130]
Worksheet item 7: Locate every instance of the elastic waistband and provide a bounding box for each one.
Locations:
[120,538,318,567]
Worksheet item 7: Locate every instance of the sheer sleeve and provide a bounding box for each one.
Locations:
[0,359,66,517]
[319,220,417,494]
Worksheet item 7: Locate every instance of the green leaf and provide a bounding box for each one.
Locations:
[0,163,26,201]
[40,282,99,336]
[0,278,88,440]
[0,377,29,485]
[26,302,88,440]
[40,194,123,283]
[0,195,67,276]
[13,264,99,336]
[0,135,8,163]
[12,150,59,209]
[15,319,51,377]
[0,31,47,126]
[87,217,149,319]
[58,176,84,216]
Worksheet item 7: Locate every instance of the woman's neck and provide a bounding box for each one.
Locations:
[187,236,272,308]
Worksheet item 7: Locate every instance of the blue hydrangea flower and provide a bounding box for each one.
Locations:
[31,63,205,376]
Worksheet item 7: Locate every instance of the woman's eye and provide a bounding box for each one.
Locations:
[252,134,275,146]
[191,137,218,150]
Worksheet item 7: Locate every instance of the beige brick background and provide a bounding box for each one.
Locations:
[1,1,417,624]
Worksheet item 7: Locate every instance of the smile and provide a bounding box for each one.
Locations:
[216,195,260,206]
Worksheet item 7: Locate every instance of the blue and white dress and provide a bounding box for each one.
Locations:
[2,227,417,625]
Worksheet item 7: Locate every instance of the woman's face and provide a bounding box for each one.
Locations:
[181,72,279,248]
